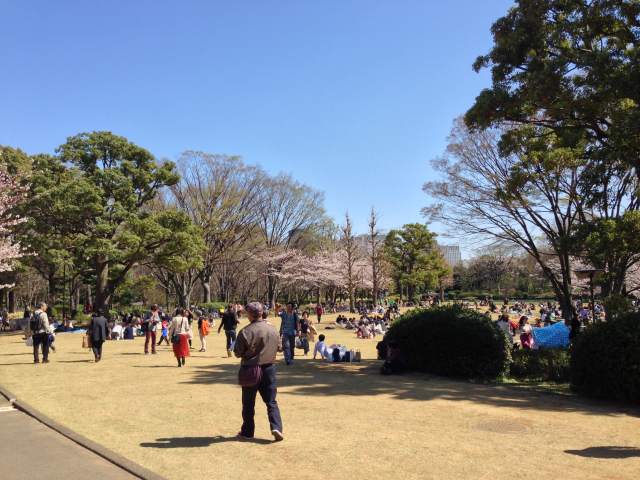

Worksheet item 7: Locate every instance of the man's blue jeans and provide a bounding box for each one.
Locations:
[224,329,237,350]
[282,334,295,364]
[241,364,283,437]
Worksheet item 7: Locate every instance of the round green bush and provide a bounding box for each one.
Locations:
[385,305,510,379]
[570,312,640,403]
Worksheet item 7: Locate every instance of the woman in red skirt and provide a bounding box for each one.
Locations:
[169,308,192,367]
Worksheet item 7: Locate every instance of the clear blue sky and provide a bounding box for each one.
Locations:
[1,0,513,245]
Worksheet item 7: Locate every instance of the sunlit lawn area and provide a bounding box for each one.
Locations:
[1,311,639,480]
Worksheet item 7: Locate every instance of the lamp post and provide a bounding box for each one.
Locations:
[574,268,604,323]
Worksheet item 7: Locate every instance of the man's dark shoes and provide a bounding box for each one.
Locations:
[237,432,253,440]
[271,429,284,442]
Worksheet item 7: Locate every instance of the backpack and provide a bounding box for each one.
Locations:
[30,312,43,333]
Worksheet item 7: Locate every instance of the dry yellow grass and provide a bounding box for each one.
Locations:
[1,311,639,480]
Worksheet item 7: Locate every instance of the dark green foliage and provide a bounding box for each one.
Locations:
[385,305,510,379]
[571,312,640,403]
[198,302,227,312]
[510,349,570,383]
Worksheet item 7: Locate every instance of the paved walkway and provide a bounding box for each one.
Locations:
[0,400,137,480]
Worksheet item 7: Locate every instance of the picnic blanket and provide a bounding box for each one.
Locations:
[532,321,569,349]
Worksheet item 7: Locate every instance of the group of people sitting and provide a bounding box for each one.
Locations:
[335,314,389,339]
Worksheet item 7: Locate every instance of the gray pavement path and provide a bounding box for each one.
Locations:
[0,406,138,480]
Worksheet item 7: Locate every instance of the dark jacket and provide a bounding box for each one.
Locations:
[89,316,108,343]
[234,319,281,366]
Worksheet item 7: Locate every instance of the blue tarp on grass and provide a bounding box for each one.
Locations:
[532,321,570,348]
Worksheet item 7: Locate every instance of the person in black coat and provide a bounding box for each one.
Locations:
[88,310,108,362]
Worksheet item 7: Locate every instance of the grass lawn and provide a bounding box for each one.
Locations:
[1,311,639,480]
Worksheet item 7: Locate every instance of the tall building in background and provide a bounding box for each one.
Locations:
[438,244,461,267]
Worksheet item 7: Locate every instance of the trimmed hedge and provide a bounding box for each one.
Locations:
[510,349,570,382]
[384,305,510,379]
[571,312,640,403]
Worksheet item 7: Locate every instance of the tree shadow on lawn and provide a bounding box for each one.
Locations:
[182,359,640,418]
[140,436,272,448]
[565,446,640,459]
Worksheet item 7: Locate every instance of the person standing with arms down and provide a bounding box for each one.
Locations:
[234,302,283,441]
[315,303,324,324]
[144,304,161,354]
[27,302,50,364]
[198,315,209,352]
[169,308,191,367]
[218,305,239,357]
[279,302,300,366]
[88,310,108,362]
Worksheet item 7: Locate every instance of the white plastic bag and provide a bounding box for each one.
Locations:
[25,337,33,347]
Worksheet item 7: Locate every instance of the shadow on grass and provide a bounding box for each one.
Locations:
[181,359,640,418]
[140,436,272,448]
[565,446,640,459]
[131,365,177,369]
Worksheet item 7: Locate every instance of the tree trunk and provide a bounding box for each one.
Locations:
[202,273,211,303]
[46,273,56,306]
[94,256,110,312]
[74,287,81,312]
[348,285,355,313]
[8,290,15,312]
[268,275,277,308]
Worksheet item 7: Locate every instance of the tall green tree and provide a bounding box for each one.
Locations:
[384,223,449,302]
[572,211,640,296]
[466,0,640,177]
[55,131,202,311]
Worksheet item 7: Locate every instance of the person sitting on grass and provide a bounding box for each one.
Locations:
[313,334,330,360]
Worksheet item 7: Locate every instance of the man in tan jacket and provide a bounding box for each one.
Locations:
[234,302,283,441]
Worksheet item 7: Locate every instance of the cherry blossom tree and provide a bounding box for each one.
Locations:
[0,169,24,288]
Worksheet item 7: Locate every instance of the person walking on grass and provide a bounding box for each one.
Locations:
[299,311,313,356]
[88,309,108,362]
[315,303,324,324]
[218,304,239,357]
[234,302,283,442]
[279,302,299,365]
[26,302,50,364]
[143,304,160,354]
[157,318,170,346]
[169,308,191,367]
[198,315,210,352]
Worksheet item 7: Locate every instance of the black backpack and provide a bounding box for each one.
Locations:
[30,312,43,332]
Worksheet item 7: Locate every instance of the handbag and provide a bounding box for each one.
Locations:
[82,335,93,349]
[238,364,263,388]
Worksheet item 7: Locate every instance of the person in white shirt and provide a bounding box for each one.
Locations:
[313,334,330,360]
[111,323,124,340]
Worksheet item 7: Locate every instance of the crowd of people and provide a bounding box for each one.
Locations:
[10,298,396,441]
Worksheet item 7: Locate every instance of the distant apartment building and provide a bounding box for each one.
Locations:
[438,244,462,267]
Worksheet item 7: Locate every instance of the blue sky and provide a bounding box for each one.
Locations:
[1,0,513,248]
